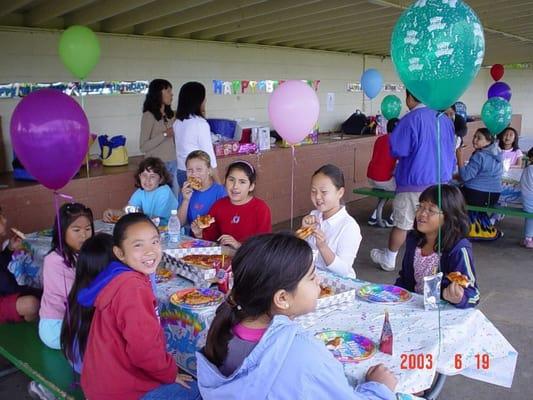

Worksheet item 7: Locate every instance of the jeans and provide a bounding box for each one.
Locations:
[38,318,62,349]
[461,187,500,207]
[165,160,180,198]
[524,195,533,238]
[141,382,201,400]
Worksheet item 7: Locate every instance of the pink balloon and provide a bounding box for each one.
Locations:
[10,89,90,190]
[268,80,319,144]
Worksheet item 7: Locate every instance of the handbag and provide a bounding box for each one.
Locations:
[98,135,128,166]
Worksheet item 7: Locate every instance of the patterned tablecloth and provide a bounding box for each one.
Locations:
[10,226,517,394]
[156,271,517,395]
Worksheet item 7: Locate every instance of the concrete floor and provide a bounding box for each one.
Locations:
[1,197,530,399]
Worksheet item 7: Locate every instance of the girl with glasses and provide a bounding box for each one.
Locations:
[395,184,480,308]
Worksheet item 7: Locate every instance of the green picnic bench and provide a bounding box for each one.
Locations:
[354,187,533,227]
[0,322,84,400]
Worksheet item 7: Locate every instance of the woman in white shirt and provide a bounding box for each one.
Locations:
[173,82,220,187]
[299,164,362,278]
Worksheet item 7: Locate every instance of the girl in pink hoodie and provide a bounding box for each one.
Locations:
[39,203,94,349]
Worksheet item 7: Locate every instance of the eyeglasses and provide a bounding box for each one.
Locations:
[415,204,443,216]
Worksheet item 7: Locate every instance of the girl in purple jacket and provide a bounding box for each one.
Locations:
[395,184,480,308]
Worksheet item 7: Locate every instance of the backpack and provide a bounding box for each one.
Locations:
[341,110,369,135]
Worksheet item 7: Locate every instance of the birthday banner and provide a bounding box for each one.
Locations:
[212,79,320,95]
[346,82,405,93]
[0,80,149,99]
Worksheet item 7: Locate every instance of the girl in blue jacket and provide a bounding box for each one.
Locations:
[456,127,504,240]
[197,233,398,400]
[395,184,480,308]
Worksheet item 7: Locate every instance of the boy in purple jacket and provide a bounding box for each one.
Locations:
[371,90,456,272]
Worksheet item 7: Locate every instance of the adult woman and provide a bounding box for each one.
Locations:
[173,82,220,187]
[140,79,179,194]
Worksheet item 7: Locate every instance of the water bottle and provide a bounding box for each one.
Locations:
[167,210,181,243]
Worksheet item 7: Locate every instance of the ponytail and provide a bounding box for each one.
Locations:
[204,300,243,366]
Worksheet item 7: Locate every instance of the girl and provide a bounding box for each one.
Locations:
[140,79,179,195]
[173,81,221,187]
[0,206,40,324]
[178,150,226,228]
[191,161,271,249]
[80,213,200,400]
[395,185,480,308]
[103,157,179,226]
[498,127,523,170]
[366,118,399,227]
[60,233,114,374]
[520,147,533,248]
[300,164,361,278]
[39,203,94,349]
[197,233,397,399]
[456,128,503,240]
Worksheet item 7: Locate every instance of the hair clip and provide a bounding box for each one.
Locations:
[226,295,243,311]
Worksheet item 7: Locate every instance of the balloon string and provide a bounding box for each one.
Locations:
[436,113,443,359]
[54,191,75,377]
[80,80,90,179]
[290,145,296,230]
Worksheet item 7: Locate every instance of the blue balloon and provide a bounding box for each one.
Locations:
[361,69,383,99]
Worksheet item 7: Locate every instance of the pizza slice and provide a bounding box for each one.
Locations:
[196,214,215,229]
[447,271,471,288]
[187,177,203,190]
[326,336,342,349]
[295,226,314,240]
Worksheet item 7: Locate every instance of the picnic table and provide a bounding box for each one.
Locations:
[6,225,518,397]
[156,271,517,395]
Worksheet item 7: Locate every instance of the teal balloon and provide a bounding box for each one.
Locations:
[391,0,485,110]
[381,95,402,120]
[58,26,100,80]
[481,97,512,135]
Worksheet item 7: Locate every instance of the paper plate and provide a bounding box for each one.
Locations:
[315,330,377,363]
[169,288,224,308]
[357,284,412,304]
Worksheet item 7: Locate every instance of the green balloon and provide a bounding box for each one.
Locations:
[381,95,402,120]
[58,26,100,80]
[481,97,512,135]
[391,0,485,110]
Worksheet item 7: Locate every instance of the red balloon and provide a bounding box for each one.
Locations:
[490,64,504,81]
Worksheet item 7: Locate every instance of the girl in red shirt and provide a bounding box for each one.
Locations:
[191,161,271,249]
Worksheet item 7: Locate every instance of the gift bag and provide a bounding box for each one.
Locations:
[98,135,128,166]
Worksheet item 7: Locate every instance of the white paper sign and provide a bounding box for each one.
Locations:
[327,92,335,112]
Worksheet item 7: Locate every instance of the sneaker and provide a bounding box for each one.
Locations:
[367,216,378,226]
[28,381,56,400]
[524,238,533,249]
[384,216,394,228]
[370,248,395,271]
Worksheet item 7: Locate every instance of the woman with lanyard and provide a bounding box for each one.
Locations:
[139,79,179,195]
[173,81,221,187]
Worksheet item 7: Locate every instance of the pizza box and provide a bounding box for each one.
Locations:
[317,275,356,309]
[163,235,221,259]
[178,255,232,282]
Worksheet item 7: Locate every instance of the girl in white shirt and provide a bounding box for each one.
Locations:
[300,164,362,278]
[173,81,221,187]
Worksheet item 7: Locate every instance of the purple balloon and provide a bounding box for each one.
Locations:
[488,82,511,102]
[10,89,89,190]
